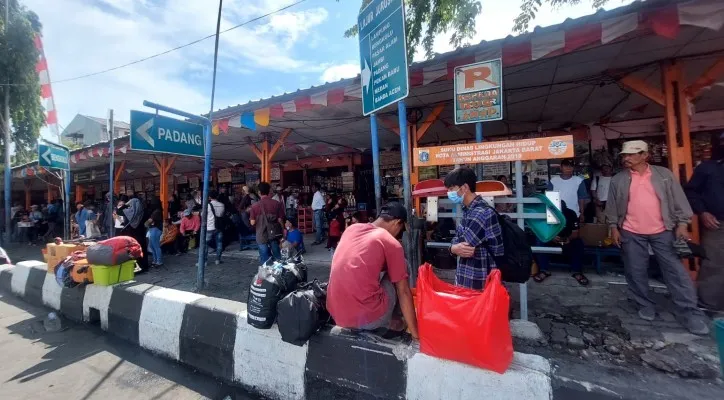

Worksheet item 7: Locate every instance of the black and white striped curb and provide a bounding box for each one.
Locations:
[0,261,552,400]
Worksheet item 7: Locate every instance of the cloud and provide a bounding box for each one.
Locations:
[320,63,360,83]
[22,0,331,141]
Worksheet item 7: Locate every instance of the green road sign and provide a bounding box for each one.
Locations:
[130,110,204,157]
[38,141,70,170]
[358,0,409,116]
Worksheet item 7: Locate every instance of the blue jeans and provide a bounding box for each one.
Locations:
[535,238,584,273]
[258,240,281,264]
[148,227,163,265]
[314,209,325,242]
[206,230,223,261]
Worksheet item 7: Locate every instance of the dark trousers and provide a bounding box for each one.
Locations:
[698,226,724,311]
[536,238,584,273]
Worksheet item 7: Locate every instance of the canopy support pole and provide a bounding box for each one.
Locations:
[370,114,382,214]
[24,180,31,210]
[514,160,528,321]
[113,161,126,194]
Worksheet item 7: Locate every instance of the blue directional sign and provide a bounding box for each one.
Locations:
[358,0,409,116]
[37,141,70,170]
[130,110,204,157]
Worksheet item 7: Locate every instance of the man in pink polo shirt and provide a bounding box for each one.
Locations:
[605,140,709,335]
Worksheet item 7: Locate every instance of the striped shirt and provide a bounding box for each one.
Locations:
[451,196,504,290]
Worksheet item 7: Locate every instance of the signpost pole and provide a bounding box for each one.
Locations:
[515,159,528,321]
[197,122,212,288]
[64,170,70,240]
[108,109,115,237]
[475,122,484,178]
[370,114,382,214]
[398,100,414,275]
[4,1,11,244]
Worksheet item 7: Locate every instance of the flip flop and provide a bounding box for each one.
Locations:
[533,271,551,283]
[572,273,589,286]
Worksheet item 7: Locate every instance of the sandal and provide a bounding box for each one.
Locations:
[533,271,551,283]
[572,273,589,286]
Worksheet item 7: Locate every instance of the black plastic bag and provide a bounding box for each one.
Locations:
[276,280,329,346]
[247,266,283,329]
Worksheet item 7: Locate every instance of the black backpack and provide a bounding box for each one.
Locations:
[483,206,533,283]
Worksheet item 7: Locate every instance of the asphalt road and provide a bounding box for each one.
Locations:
[0,292,262,400]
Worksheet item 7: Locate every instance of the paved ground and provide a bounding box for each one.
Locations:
[0,290,262,400]
[4,240,724,399]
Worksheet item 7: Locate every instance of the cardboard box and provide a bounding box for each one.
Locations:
[579,223,610,247]
[46,243,85,273]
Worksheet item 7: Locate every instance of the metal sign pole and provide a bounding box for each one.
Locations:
[108,109,115,237]
[515,159,528,321]
[475,122,484,178]
[64,170,71,240]
[370,114,382,214]
[398,100,414,276]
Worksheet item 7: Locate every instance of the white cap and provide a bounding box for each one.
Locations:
[620,140,648,154]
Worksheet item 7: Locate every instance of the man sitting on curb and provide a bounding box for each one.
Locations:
[327,202,419,339]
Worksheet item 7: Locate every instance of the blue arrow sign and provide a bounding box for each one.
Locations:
[358,0,409,116]
[130,110,205,157]
[37,142,70,170]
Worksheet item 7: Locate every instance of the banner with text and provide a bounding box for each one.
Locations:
[413,135,574,167]
[454,59,503,124]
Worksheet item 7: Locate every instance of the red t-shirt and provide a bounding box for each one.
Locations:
[327,223,409,328]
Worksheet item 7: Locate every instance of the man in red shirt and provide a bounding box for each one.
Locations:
[327,202,418,339]
[250,182,285,262]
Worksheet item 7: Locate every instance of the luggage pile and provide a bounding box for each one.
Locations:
[247,257,330,346]
[51,236,142,288]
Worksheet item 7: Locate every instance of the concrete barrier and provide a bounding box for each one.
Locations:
[2,261,553,400]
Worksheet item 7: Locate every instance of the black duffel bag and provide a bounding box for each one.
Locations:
[276,280,329,346]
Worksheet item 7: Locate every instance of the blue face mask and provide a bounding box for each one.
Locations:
[447,189,464,204]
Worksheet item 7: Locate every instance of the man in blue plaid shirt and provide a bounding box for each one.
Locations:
[445,168,504,290]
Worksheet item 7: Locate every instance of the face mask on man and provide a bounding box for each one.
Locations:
[447,188,464,204]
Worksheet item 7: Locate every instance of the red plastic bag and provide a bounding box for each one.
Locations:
[416,263,513,373]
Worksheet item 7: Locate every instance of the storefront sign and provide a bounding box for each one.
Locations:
[245,171,259,185]
[413,135,574,167]
[189,176,199,189]
[483,162,511,177]
[133,179,143,192]
[217,168,232,183]
[418,166,438,181]
[358,0,409,115]
[454,59,503,124]
[271,167,281,181]
[73,172,91,183]
[91,168,109,181]
[177,175,188,185]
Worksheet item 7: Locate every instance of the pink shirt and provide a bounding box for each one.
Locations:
[623,166,666,235]
[327,224,408,328]
[180,215,200,234]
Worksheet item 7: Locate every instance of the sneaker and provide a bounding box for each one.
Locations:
[685,315,710,335]
[638,307,656,321]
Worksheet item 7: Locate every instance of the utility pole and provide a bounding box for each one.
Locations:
[4,0,12,242]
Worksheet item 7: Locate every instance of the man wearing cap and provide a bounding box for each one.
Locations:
[445,167,504,290]
[548,159,589,223]
[327,202,419,339]
[606,140,709,335]
[179,209,201,252]
[684,132,724,312]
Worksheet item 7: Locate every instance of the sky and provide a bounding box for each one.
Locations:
[24,0,634,141]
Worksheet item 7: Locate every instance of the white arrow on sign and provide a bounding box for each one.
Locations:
[361,59,371,94]
[136,118,155,147]
[42,148,52,164]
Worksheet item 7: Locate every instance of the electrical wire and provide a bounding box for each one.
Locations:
[1,0,308,86]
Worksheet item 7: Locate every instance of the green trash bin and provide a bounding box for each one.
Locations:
[715,318,724,375]
[524,194,567,243]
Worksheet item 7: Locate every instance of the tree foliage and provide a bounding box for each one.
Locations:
[513,0,609,33]
[342,0,482,60]
[0,0,44,166]
[343,0,609,60]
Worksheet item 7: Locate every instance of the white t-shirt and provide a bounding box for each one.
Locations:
[550,175,585,217]
[207,200,225,231]
[312,191,325,211]
[590,175,612,202]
